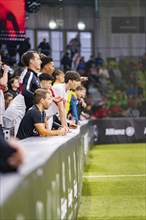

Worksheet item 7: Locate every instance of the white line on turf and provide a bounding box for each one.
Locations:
[83,174,146,178]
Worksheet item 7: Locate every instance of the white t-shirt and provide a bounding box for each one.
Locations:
[0,90,5,126]
[3,94,26,121]
[52,83,70,102]
[45,102,58,118]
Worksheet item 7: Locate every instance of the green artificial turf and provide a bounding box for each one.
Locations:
[78,143,146,220]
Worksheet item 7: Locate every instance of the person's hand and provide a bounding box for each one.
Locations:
[7,138,24,167]
[2,64,10,73]
[80,98,87,108]
[0,64,10,87]
[68,120,78,129]
[80,76,88,82]
[58,127,67,136]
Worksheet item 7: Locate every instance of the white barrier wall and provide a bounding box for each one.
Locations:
[0,121,92,220]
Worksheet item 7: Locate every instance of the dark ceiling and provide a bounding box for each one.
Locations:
[40,0,146,7]
[40,0,95,7]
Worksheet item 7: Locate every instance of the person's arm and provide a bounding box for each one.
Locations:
[57,101,68,128]
[22,72,35,99]
[34,123,66,136]
[80,76,88,82]
[52,84,68,130]
[0,64,9,87]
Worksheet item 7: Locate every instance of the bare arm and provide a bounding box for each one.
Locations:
[0,64,10,86]
[57,101,68,128]
[34,123,66,136]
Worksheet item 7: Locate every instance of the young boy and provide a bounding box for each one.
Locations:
[53,69,65,85]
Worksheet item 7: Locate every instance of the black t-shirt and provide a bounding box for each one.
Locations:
[16,105,46,140]
[8,88,19,98]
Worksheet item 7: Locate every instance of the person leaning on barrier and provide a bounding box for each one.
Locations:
[52,70,81,129]
[39,73,64,130]
[40,56,67,129]
[16,88,66,140]
[0,136,24,173]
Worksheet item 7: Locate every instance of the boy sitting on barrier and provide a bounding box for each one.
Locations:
[16,88,66,140]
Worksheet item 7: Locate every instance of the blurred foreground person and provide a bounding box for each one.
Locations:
[0,136,24,173]
[0,60,11,137]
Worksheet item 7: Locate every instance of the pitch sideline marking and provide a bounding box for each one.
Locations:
[83,174,146,178]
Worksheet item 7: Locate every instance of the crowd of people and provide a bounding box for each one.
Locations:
[0,50,90,173]
[0,37,146,172]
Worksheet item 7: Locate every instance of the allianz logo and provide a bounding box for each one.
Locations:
[105,127,135,136]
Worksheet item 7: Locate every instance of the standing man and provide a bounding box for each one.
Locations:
[38,38,51,56]
[40,55,55,75]
[21,51,41,111]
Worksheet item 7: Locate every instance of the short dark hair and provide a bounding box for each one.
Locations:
[53,69,64,80]
[40,56,53,69]
[4,92,13,100]
[65,70,80,83]
[21,51,38,66]
[34,88,49,104]
[39,73,54,82]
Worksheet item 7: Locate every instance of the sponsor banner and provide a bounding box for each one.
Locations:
[111,17,145,33]
[92,118,146,144]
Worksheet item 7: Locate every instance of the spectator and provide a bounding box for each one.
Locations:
[40,57,67,129]
[4,92,13,109]
[18,37,31,65]
[85,55,95,74]
[21,51,41,111]
[76,56,86,76]
[0,136,24,173]
[3,93,26,136]
[16,88,66,140]
[39,73,54,91]
[38,38,51,56]
[6,41,17,65]
[126,83,137,98]
[39,73,63,130]
[94,52,104,67]
[68,85,85,124]
[98,65,109,95]
[67,34,81,58]
[61,52,72,73]
[53,69,65,85]
[3,67,27,136]
[8,77,20,98]
[52,70,81,129]
[40,56,55,75]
